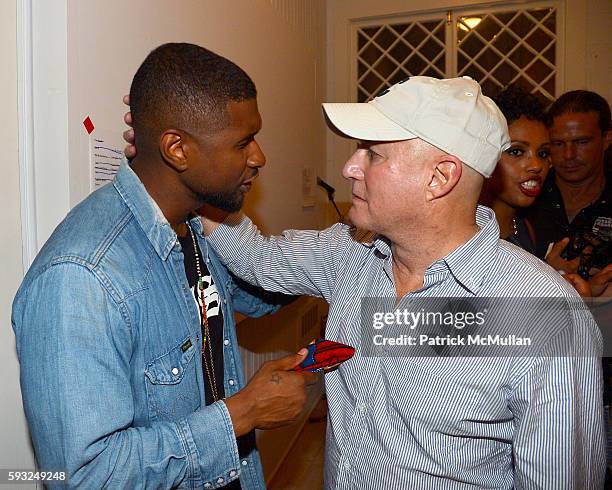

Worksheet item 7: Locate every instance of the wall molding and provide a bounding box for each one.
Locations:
[17,0,37,273]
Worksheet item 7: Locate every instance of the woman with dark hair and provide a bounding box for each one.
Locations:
[480,85,551,254]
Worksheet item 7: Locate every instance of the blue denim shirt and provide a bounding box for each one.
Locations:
[12,162,274,489]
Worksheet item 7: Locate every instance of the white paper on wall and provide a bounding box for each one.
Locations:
[90,130,124,190]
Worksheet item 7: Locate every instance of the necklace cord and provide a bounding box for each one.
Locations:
[187,222,220,402]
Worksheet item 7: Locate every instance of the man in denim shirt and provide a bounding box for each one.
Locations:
[12,43,315,489]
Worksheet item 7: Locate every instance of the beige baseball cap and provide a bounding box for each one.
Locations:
[322,76,510,177]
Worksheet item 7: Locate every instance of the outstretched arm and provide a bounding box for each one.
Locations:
[206,213,353,301]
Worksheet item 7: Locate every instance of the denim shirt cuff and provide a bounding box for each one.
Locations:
[180,400,241,488]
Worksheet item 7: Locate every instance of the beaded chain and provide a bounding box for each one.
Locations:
[187,222,220,402]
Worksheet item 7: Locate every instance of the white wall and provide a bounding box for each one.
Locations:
[0,0,37,481]
[585,0,612,103]
[326,0,612,204]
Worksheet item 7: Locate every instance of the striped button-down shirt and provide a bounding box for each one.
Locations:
[209,206,604,489]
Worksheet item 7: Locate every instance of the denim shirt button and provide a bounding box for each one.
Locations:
[217,477,224,484]
[171,367,179,375]
[204,483,211,488]
[229,470,237,477]
[241,460,248,466]
[228,379,235,386]
[224,339,230,346]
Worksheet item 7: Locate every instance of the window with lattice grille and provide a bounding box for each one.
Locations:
[357,20,447,103]
[355,3,559,103]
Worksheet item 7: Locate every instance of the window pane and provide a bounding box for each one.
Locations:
[374,26,397,50]
[356,18,446,101]
[404,24,427,47]
[355,5,557,103]
[456,6,557,101]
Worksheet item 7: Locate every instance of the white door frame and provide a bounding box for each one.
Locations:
[17,0,71,272]
[17,0,36,271]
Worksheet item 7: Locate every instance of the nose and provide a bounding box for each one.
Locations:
[525,151,546,174]
[342,150,365,180]
[563,142,577,160]
[247,140,266,168]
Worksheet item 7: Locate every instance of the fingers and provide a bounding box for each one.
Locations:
[123,144,136,160]
[589,264,612,297]
[123,95,132,126]
[598,264,612,275]
[547,237,569,257]
[124,111,133,126]
[122,129,136,159]
[122,96,136,159]
[592,267,612,284]
[563,273,592,297]
[270,348,309,371]
[545,237,580,274]
[123,128,134,144]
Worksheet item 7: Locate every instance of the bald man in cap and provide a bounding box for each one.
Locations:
[207,76,604,488]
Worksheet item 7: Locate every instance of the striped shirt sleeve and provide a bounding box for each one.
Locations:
[208,213,352,301]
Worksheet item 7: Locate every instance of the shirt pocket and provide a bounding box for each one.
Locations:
[144,337,201,422]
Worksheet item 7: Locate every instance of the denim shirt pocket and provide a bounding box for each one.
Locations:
[144,337,201,422]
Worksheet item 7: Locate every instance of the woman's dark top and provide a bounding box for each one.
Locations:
[505,214,536,255]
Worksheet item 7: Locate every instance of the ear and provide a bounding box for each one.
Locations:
[425,155,462,201]
[603,129,612,152]
[159,129,190,172]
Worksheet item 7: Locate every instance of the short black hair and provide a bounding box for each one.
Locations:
[548,90,611,133]
[129,43,257,152]
[493,85,548,126]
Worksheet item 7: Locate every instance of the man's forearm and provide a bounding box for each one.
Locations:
[207,213,347,299]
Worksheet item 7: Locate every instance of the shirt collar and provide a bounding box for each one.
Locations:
[361,206,500,294]
[113,160,179,261]
[437,205,499,294]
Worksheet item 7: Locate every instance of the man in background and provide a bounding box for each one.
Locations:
[529,90,612,297]
[12,43,315,489]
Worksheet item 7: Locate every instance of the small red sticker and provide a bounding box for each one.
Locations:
[83,116,94,134]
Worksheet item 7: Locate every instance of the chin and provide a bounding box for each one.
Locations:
[515,197,536,209]
[504,191,536,210]
[557,172,588,183]
[346,209,367,229]
[202,191,244,214]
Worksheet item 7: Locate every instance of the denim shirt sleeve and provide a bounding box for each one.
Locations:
[226,274,281,318]
[13,261,240,489]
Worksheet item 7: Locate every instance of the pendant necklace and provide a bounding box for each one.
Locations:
[187,222,220,402]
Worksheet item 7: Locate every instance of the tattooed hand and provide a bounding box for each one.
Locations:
[225,349,319,436]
